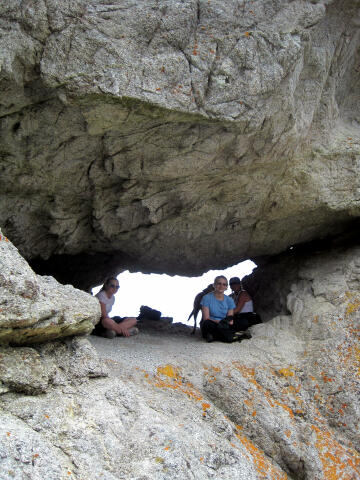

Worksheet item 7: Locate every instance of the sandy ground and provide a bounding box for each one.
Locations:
[87,319,293,379]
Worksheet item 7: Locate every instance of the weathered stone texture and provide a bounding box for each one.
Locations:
[0,228,100,345]
[0,241,359,479]
[1,1,359,478]
[0,0,359,288]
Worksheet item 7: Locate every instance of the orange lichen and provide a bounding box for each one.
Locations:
[233,363,297,420]
[148,364,203,401]
[275,401,295,419]
[311,424,360,479]
[235,432,287,479]
[278,367,295,377]
[346,298,360,316]
[157,365,180,378]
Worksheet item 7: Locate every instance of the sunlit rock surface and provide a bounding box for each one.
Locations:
[0,242,359,479]
[0,228,99,345]
[1,1,359,478]
[0,0,359,289]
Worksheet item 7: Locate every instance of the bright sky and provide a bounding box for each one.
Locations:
[92,260,256,325]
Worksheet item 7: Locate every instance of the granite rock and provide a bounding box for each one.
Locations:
[0,228,100,345]
[0,242,359,479]
[0,0,359,288]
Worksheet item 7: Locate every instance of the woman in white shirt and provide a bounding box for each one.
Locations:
[229,277,254,313]
[94,277,138,338]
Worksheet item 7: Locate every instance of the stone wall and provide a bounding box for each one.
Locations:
[0,0,359,289]
[0,227,359,479]
[0,228,100,345]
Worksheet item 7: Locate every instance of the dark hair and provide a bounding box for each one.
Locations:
[100,277,118,291]
[214,275,228,285]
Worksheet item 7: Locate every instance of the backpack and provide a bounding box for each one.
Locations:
[137,305,162,321]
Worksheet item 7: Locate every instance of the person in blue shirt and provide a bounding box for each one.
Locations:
[200,275,235,342]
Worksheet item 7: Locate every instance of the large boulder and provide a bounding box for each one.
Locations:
[0,0,359,289]
[0,228,100,345]
[0,243,359,479]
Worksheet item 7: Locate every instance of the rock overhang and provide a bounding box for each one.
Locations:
[0,0,359,289]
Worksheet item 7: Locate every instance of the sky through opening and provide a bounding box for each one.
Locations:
[92,260,256,325]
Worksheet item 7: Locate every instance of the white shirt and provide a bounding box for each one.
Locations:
[231,290,254,313]
[240,300,253,313]
[95,290,115,315]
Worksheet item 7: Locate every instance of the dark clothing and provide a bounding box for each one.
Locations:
[233,312,262,331]
[92,316,126,336]
[200,319,235,343]
[200,312,262,343]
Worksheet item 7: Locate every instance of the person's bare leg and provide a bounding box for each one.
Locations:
[116,317,137,337]
[100,317,135,337]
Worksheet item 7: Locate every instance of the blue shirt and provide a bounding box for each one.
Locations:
[200,292,236,321]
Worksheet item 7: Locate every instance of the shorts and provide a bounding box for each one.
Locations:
[92,316,127,336]
[112,316,126,324]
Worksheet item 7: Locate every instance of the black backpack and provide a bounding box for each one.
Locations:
[137,305,162,321]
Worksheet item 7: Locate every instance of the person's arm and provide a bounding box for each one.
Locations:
[201,305,220,323]
[99,301,111,324]
[226,308,234,324]
[201,305,210,321]
[234,291,252,313]
[99,300,132,336]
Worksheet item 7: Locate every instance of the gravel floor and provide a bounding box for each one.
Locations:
[87,320,294,377]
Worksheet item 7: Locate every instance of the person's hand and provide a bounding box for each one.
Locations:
[118,325,130,337]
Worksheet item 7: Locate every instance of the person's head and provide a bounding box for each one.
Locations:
[214,275,228,292]
[229,277,242,292]
[101,277,120,294]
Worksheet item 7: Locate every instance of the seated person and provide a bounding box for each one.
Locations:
[200,275,235,342]
[229,277,260,331]
[93,277,138,339]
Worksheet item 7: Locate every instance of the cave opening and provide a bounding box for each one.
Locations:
[91,259,257,325]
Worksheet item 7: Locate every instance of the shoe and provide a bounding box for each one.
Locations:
[233,331,252,342]
[232,333,243,342]
[128,327,139,336]
[103,329,116,339]
[206,333,215,343]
